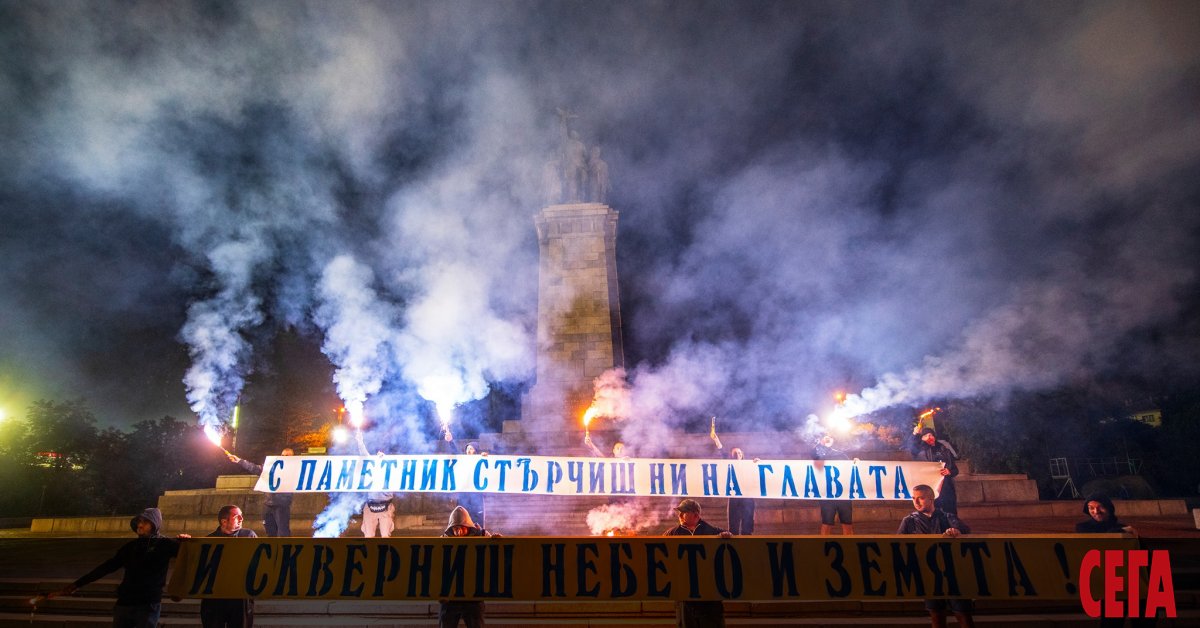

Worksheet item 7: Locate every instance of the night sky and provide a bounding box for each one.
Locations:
[1,1,1198,446]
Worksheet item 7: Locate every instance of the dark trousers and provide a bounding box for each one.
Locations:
[728,500,755,535]
[112,603,160,628]
[201,598,253,628]
[935,479,958,515]
[676,601,725,628]
[439,601,485,628]
[263,505,291,537]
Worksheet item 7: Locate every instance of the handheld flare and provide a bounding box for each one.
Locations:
[203,425,232,456]
[709,416,723,449]
[582,406,598,439]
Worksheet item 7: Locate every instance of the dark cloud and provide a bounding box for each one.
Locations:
[0,0,1196,442]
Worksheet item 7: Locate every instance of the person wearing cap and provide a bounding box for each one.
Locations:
[665,499,731,628]
[55,507,190,628]
[439,505,501,628]
[201,505,256,628]
[913,428,960,515]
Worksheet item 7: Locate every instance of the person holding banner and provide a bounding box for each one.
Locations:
[228,447,294,536]
[665,499,732,628]
[913,428,960,515]
[354,430,396,537]
[897,485,975,628]
[725,447,756,535]
[439,505,502,628]
[456,441,487,528]
[201,505,256,628]
[813,434,855,536]
[55,507,190,628]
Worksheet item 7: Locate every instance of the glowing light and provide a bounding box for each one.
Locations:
[827,413,853,434]
[834,391,846,404]
[418,375,462,434]
[202,424,232,455]
[203,425,223,447]
[0,408,7,422]
[344,400,365,429]
[582,406,599,427]
[331,425,349,444]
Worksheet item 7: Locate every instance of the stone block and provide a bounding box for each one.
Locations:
[1158,499,1187,515]
[980,478,1040,502]
[1194,508,1200,530]
[956,480,985,504]
[216,475,256,490]
[1051,501,1083,517]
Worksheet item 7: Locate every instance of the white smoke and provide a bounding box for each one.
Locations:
[180,237,268,429]
[588,368,632,420]
[314,255,399,426]
[585,501,660,536]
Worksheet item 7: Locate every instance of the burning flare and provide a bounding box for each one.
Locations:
[709,416,723,450]
[203,425,232,456]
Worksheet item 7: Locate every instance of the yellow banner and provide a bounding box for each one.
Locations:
[167,535,1135,601]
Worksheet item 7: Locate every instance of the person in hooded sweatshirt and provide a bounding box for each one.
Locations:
[1075,494,1138,535]
[56,507,190,628]
[201,505,257,628]
[439,506,501,628]
[1074,498,1146,628]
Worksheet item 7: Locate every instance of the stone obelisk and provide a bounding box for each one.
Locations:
[519,113,624,433]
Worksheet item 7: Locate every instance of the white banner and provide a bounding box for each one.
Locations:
[251,455,945,501]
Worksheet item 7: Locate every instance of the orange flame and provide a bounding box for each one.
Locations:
[582,406,599,428]
[203,425,223,447]
[918,407,941,420]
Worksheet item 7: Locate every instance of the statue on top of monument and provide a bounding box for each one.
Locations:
[563,130,587,202]
[543,108,611,205]
[588,146,609,204]
[542,159,563,205]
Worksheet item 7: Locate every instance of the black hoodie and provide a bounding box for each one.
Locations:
[1075,494,1127,533]
[73,507,182,605]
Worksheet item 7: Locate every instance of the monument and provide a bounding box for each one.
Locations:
[517,110,624,434]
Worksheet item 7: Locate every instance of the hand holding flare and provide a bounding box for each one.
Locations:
[709,416,723,450]
[203,426,233,457]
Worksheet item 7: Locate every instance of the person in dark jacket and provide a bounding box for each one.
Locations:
[897,485,974,628]
[454,442,487,528]
[725,448,757,535]
[227,448,294,536]
[439,506,501,628]
[201,505,257,628]
[1073,499,1148,628]
[913,428,960,515]
[813,435,855,535]
[1075,494,1138,535]
[664,499,732,628]
[56,507,189,628]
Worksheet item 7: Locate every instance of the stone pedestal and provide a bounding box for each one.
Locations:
[520,203,624,434]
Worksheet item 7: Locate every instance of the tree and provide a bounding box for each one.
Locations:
[24,399,99,469]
